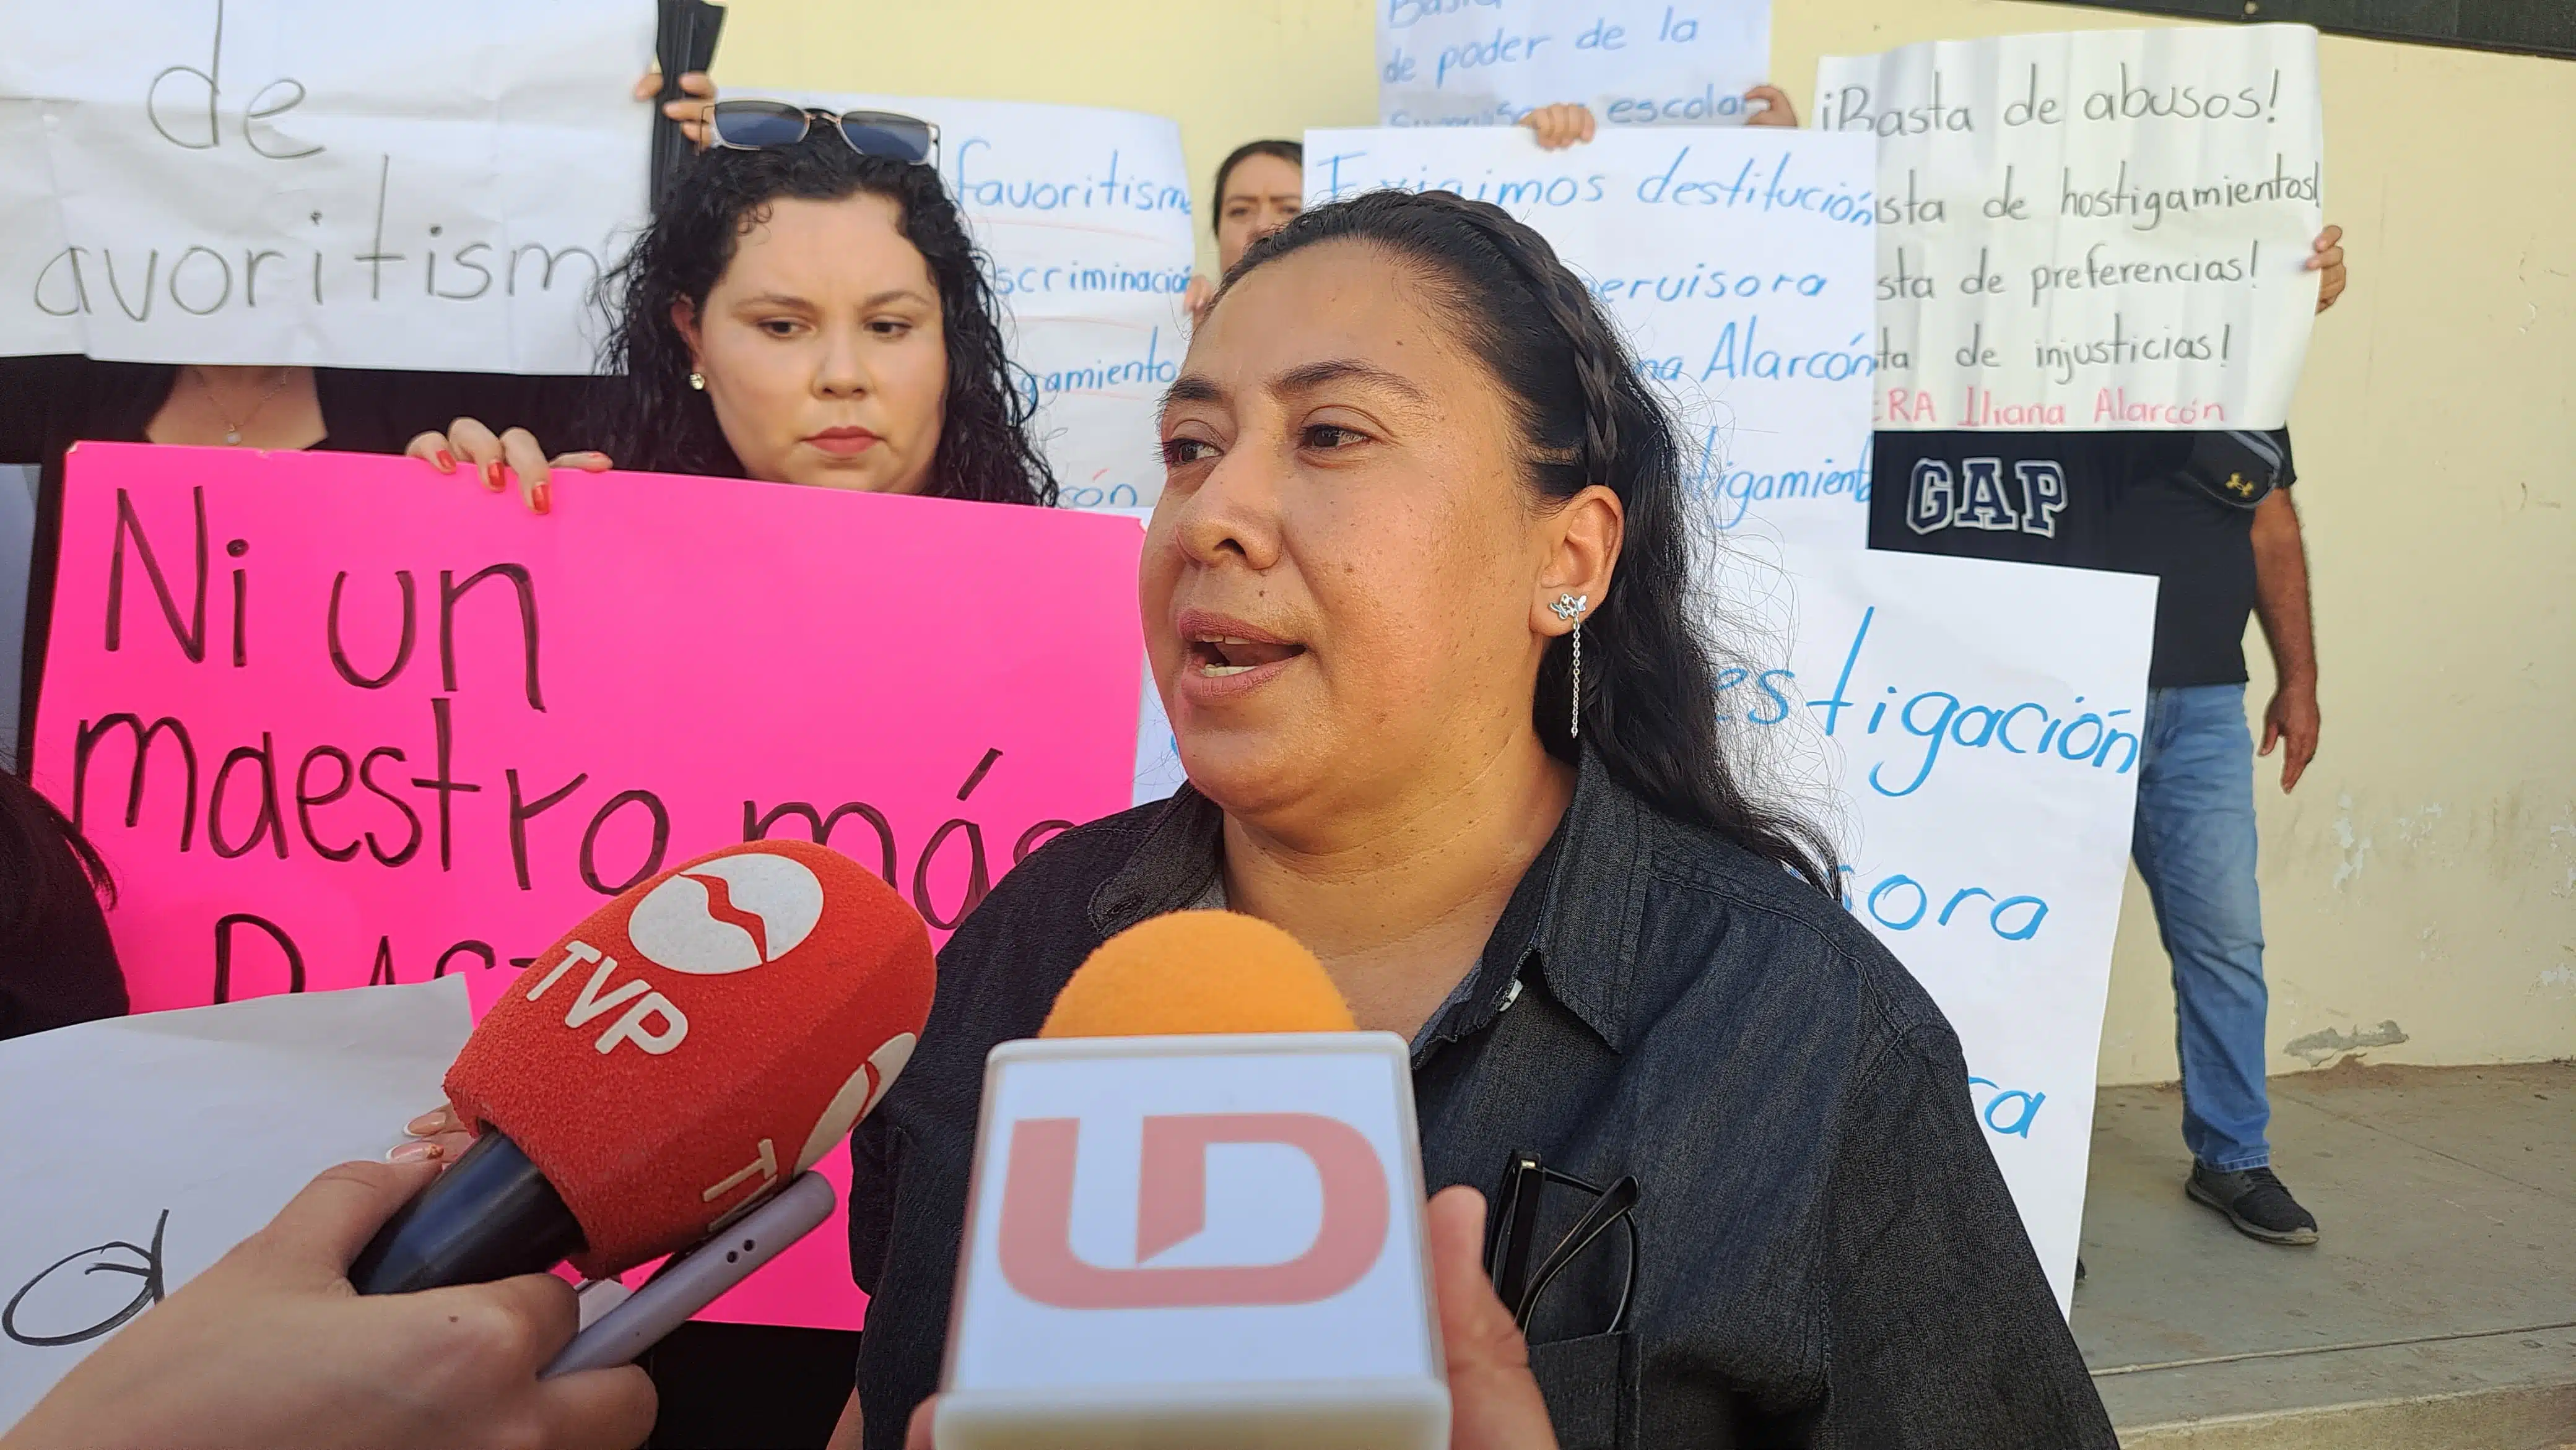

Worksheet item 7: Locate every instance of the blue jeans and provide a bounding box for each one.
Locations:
[2131,684,2272,1171]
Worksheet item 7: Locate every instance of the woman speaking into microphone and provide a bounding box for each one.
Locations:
[830,189,2115,1448]
[408,102,1053,510]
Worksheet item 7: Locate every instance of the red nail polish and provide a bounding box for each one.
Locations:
[435,449,454,472]
[532,484,551,515]
[485,462,505,491]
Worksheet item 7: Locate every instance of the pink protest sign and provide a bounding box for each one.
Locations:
[32,442,1147,1330]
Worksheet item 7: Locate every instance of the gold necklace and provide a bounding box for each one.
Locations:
[191,367,294,446]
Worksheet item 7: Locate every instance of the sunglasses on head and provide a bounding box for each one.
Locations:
[706,101,939,168]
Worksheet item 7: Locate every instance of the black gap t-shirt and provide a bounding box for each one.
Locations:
[1868,429,2295,688]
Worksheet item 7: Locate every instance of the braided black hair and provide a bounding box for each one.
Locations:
[1217,189,1840,895]
[592,135,1056,506]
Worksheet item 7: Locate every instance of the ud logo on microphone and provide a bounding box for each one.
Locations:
[626,853,825,974]
[997,1112,1390,1309]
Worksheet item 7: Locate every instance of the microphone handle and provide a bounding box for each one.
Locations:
[350,1130,589,1295]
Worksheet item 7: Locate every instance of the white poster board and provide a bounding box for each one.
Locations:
[1815,25,2324,430]
[1303,127,1876,546]
[1377,0,1772,128]
[1132,543,2151,1308]
[768,94,1196,510]
[0,979,468,1428]
[0,0,653,371]
[1731,546,2152,1308]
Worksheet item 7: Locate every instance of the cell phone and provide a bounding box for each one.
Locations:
[541,1170,835,1378]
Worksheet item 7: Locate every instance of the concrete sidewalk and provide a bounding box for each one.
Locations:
[2075,1061,2576,1448]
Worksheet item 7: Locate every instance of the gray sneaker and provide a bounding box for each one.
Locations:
[2187,1163,2320,1245]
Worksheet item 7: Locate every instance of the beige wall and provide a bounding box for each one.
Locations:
[714,1,2576,1083]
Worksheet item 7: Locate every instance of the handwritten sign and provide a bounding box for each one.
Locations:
[0,978,471,1429]
[28,445,1144,1333]
[1815,25,2325,430]
[33,443,1143,1008]
[0,0,652,371]
[1712,545,2155,1308]
[757,93,1196,510]
[1304,127,1876,546]
[1378,0,1771,129]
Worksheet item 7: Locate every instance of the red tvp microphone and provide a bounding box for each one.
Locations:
[936,911,1447,1450]
[349,840,934,1293]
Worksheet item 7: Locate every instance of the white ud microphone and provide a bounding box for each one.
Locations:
[934,911,1447,1450]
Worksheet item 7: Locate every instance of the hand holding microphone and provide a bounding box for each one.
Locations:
[7,840,926,1450]
[925,910,1554,1450]
[0,1160,654,1450]
[1423,1187,1557,1450]
[357,839,934,1298]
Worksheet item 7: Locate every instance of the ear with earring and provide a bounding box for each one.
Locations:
[688,371,706,391]
[1550,593,1589,740]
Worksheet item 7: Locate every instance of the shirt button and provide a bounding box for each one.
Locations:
[1500,978,1524,1012]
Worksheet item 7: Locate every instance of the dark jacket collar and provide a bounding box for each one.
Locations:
[1086,750,1651,1054]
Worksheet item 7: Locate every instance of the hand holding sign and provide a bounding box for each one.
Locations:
[2308,224,2346,313]
[407,419,612,516]
[635,69,718,151]
[1516,103,1598,150]
[1743,84,1798,128]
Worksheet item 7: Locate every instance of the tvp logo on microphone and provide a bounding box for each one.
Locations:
[626,853,825,974]
[939,1035,1447,1450]
[442,839,937,1277]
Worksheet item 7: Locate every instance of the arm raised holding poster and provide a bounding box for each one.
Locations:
[1818,25,2327,431]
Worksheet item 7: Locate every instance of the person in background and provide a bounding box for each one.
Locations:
[1179,138,1306,328]
[812,186,2114,1449]
[411,106,1054,514]
[0,763,122,1040]
[1756,54,2348,1244]
[1180,100,1650,327]
[1,71,713,768]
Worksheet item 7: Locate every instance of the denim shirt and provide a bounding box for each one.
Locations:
[849,756,2115,1449]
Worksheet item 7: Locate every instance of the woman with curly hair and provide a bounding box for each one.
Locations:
[409,105,1055,511]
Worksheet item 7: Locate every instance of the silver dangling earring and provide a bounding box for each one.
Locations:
[688,371,706,391]
[1550,593,1589,740]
